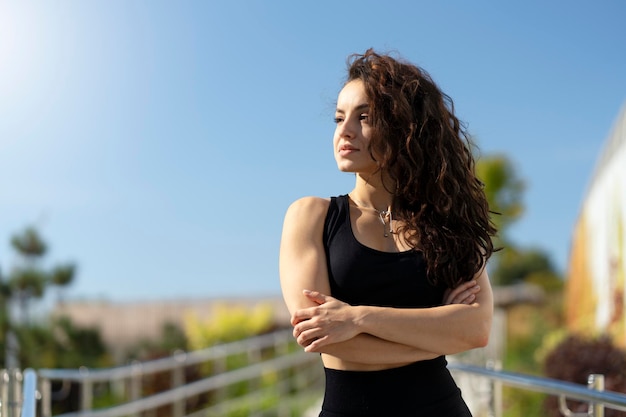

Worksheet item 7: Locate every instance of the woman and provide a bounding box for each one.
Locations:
[279,49,497,416]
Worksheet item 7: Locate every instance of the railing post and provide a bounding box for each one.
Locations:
[171,350,186,417]
[276,331,290,357]
[1,369,9,417]
[21,369,37,417]
[39,376,52,417]
[129,361,143,417]
[13,369,23,417]
[247,346,262,415]
[213,354,227,405]
[273,332,289,409]
[0,369,24,417]
[559,373,606,417]
[79,366,93,411]
[486,360,502,417]
[588,374,604,417]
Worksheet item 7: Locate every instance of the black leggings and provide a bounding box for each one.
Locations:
[319,357,472,417]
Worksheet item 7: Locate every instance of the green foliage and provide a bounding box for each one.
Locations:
[476,154,525,243]
[10,227,47,257]
[502,292,566,417]
[50,264,76,286]
[202,375,322,417]
[0,226,93,370]
[502,388,546,417]
[184,303,275,350]
[534,328,569,366]
[525,270,564,293]
[3,226,76,327]
[475,155,563,289]
[125,322,188,362]
[504,304,554,374]
[13,317,110,369]
[178,303,324,416]
[216,387,319,417]
[492,246,562,287]
[9,267,47,297]
[53,316,110,368]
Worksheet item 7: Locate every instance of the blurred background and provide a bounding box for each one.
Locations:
[3,0,624,302]
[1,1,625,416]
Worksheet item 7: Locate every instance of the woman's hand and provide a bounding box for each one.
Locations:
[291,290,360,352]
[292,281,481,353]
[443,280,480,305]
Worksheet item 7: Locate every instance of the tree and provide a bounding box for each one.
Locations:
[0,267,13,367]
[0,226,77,368]
[476,154,563,287]
[494,246,563,289]
[476,153,525,247]
[7,227,76,322]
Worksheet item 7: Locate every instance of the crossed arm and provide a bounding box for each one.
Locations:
[279,197,493,366]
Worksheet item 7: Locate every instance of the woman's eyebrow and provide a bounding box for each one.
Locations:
[335,103,370,113]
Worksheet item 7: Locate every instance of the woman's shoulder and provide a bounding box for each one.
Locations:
[283,196,334,229]
[285,196,331,218]
[282,196,332,242]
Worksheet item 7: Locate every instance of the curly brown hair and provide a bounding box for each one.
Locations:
[346,49,497,287]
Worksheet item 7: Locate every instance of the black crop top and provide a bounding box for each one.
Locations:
[323,195,446,308]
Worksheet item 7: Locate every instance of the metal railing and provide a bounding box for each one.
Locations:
[449,362,626,417]
[36,329,323,417]
[0,368,37,417]
[3,331,626,416]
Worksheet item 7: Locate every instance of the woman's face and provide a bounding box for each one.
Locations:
[333,79,378,174]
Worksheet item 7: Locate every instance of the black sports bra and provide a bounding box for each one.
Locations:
[323,195,445,308]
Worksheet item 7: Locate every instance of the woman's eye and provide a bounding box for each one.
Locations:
[359,114,369,122]
[333,117,344,124]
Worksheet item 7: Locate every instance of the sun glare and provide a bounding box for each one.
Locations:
[0,3,44,101]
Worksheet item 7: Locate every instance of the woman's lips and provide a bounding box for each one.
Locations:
[338,145,358,156]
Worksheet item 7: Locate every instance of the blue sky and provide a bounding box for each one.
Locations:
[1,1,625,303]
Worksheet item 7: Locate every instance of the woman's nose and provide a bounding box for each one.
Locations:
[337,119,356,138]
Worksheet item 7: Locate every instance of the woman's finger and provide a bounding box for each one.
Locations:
[303,289,332,305]
[456,286,479,304]
[293,315,317,337]
[304,335,330,352]
[461,293,476,305]
[290,306,316,326]
[297,327,323,347]
[444,280,476,304]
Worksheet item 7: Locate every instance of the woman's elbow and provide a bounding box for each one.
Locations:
[469,317,492,349]
[470,296,493,349]
[474,328,490,349]
[454,309,492,352]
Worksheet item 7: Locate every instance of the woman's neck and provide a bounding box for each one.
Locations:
[351,174,393,211]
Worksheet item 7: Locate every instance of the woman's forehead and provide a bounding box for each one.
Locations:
[337,80,368,109]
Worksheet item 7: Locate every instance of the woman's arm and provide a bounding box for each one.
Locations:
[279,197,439,364]
[292,268,493,356]
[293,279,482,366]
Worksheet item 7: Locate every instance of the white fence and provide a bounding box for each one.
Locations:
[3,329,626,416]
[13,329,323,417]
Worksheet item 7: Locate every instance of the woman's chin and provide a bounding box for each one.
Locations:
[335,161,366,173]
[337,166,353,173]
